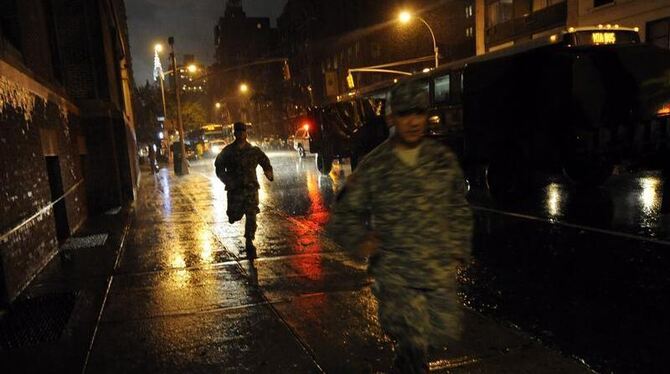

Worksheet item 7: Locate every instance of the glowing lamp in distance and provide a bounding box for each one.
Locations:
[658,103,670,117]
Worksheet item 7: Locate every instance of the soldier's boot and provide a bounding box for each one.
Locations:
[244,213,258,258]
[244,238,257,258]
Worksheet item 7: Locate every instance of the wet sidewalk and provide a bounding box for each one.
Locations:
[2,167,592,373]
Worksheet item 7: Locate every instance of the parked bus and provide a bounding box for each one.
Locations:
[310,26,670,197]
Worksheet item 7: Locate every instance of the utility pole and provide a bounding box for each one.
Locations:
[168,36,189,175]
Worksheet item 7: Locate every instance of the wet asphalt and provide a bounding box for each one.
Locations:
[79,151,670,373]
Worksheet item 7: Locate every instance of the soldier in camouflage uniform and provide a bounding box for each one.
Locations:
[215,122,274,256]
[326,80,473,373]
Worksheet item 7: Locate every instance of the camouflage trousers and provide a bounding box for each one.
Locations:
[372,274,464,373]
[227,188,260,240]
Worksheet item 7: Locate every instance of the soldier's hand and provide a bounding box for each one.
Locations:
[264,169,274,181]
[357,233,379,259]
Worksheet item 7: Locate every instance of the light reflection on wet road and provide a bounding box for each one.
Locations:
[85,151,670,373]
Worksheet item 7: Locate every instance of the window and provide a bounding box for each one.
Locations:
[466,27,474,38]
[647,17,670,49]
[593,0,614,7]
[0,0,21,51]
[533,0,565,11]
[487,0,513,28]
[434,75,450,103]
[465,4,474,18]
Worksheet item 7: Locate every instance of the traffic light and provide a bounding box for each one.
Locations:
[282,60,291,81]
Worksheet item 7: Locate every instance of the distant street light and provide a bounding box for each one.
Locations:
[187,64,198,73]
[239,83,249,94]
[398,10,439,68]
[215,102,222,109]
[154,43,163,53]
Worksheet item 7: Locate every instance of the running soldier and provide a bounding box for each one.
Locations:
[215,122,274,256]
[326,80,473,373]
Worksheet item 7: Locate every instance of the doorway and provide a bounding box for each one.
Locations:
[45,156,70,243]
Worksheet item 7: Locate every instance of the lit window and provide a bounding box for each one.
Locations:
[533,0,565,11]
[487,0,513,28]
[465,5,474,18]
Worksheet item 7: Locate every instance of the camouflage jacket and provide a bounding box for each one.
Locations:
[215,142,272,191]
[326,139,473,289]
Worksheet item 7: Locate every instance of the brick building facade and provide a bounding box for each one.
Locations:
[476,0,670,53]
[0,0,138,304]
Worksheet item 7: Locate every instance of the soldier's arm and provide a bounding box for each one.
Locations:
[325,164,373,256]
[214,150,233,186]
[257,149,274,181]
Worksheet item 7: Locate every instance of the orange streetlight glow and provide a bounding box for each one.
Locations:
[239,83,249,94]
[398,11,412,24]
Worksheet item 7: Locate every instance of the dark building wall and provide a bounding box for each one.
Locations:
[0,0,137,304]
[211,2,286,136]
[50,0,139,211]
[0,70,86,303]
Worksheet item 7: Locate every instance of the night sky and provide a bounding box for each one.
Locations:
[127,0,288,86]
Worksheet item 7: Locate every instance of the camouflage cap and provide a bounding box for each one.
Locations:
[233,122,247,132]
[388,80,429,116]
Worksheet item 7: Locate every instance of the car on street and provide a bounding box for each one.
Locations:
[208,139,227,157]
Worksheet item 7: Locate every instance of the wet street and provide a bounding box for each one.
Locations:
[54,150,665,373]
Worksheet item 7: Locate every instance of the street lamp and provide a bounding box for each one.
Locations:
[398,10,439,68]
[239,83,249,94]
[168,36,189,175]
[187,64,198,73]
[153,43,171,165]
[215,102,222,109]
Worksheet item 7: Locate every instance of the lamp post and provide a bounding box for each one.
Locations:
[168,36,189,175]
[153,43,172,165]
[398,11,439,69]
[154,44,169,128]
[238,82,251,123]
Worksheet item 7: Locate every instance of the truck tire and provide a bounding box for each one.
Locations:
[316,153,333,175]
[298,144,306,158]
